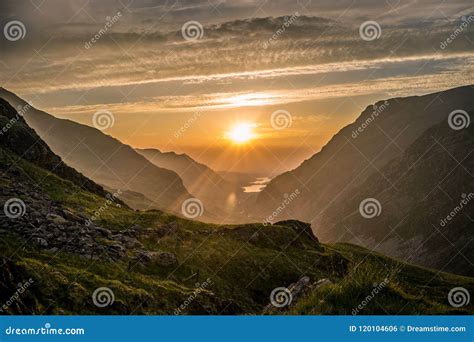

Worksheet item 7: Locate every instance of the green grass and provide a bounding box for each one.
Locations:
[1,147,473,315]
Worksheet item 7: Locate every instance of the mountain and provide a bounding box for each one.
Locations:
[0,98,107,199]
[0,88,191,213]
[137,148,256,223]
[257,86,474,224]
[319,119,474,276]
[1,98,472,315]
[256,85,474,275]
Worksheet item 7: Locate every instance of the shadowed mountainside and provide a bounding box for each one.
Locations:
[0,98,108,199]
[0,88,191,213]
[136,148,244,221]
[320,118,474,276]
[256,85,474,276]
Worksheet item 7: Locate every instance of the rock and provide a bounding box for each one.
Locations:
[135,251,177,266]
[108,243,126,257]
[61,209,83,222]
[33,237,48,247]
[154,221,179,238]
[46,213,67,225]
[264,276,332,313]
[130,224,143,231]
[274,220,319,243]
[153,252,177,266]
[135,250,153,263]
[122,235,143,249]
[93,226,112,237]
[311,278,333,289]
[288,276,311,298]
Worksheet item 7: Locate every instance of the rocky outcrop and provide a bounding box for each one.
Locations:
[134,250,178,266]
[0,168,141,261]
[263,276,333,313]
[274,220,319,242]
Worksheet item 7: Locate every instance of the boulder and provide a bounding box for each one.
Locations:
[154,221,179,238]
[274,220,319,243]
[46,213,67,225]
[135,250,177,266]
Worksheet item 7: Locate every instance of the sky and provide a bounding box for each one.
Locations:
[1,0,473,174]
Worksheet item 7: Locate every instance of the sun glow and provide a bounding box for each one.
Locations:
[219,92,276,108]
[226,123,256,144]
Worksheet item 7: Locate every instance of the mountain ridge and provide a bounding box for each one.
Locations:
[0,87,192,213]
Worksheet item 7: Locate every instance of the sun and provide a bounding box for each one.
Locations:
[226,122,256,144]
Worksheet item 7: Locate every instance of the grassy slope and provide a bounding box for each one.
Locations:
[1,148,473,315]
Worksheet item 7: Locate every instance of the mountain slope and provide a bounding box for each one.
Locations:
[136,148,244,221]
[1,98,472,315]
[0,88,191,213]
[136,148,232,193]
[257,85,474,226]
[319,119,474,276]
[0,98,107,199]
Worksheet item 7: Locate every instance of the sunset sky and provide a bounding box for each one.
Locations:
[1,0,473,174]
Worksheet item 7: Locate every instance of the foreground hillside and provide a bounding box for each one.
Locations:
[1,97,472,315]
